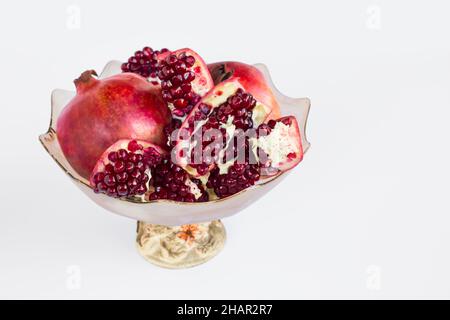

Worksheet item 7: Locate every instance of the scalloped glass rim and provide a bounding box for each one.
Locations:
[39,61,310,226]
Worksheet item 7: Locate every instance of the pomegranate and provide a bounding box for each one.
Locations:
[122,47,214,120]
[122,47,215,149]
[57,70,171,179]
[171,79,302,198]
[156,48,214,119]
[90,139,167,198]
[208,61,281,120]
[70,47,304,201]
[173,79,272,177]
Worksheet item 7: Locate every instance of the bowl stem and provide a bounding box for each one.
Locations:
[136,220,226,269]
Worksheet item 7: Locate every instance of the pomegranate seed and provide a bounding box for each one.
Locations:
[108,152,118,162]
[94,172,105,183]
[117,184,128,196]
[104,164,114,173]
[268,120,277,129]
[183,71,195,82]
[171,87,184,99]
[174,61,187,74]
[181,83,192,93]
[128,140,143,152]
[171,74,183,87]
[167,54,178,65]
[258,123,272,136]
[106,187,117,197]
[116,171,128,183]
[184,56,195,67]
[162,90,173,102]
[173,98,188,109]
[104,174,116,187]
[161,80,173,90]
[199,104,211,115]
[118,149,128,160]
[96,182,107,193]
[114,160,125,173]
[143,47,153,56]
[173,109,185,117]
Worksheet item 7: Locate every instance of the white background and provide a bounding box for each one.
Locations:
[0,0,449,299]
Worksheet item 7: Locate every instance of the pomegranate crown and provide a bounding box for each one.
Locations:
[74,69,98,92]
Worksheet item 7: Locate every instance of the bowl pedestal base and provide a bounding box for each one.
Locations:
[136,220,226,269]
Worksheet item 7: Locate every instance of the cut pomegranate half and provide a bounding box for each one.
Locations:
[90,139,167,198]
[122,47,214,120]
[173,79,272,177]
[122,47,215,147]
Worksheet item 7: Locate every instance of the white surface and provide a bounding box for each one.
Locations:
[0,0,449,299]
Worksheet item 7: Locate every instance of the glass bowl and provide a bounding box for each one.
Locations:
[39,61,310,225]
[39,61,310,268]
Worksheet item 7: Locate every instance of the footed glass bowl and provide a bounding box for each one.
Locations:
[39,61,310,268]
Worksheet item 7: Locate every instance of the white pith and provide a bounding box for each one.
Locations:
[192,60,210,96]
[251,122,299,167]
[217,116,236,174]
[252,102,269,127]
[185,178,203,199]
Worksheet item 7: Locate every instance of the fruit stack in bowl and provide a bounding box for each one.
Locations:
[57,47,304,203]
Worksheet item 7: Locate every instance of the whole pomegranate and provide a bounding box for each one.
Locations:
[57,70,171,179]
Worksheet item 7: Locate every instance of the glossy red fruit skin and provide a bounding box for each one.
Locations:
[208,61,281,120]
[57,70,171,179]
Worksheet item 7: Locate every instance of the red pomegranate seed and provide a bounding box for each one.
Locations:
[185,56,195,67]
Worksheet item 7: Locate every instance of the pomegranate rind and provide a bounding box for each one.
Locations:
[208,61,281,121]
[260,116,303,175]
[89,139,167,188]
